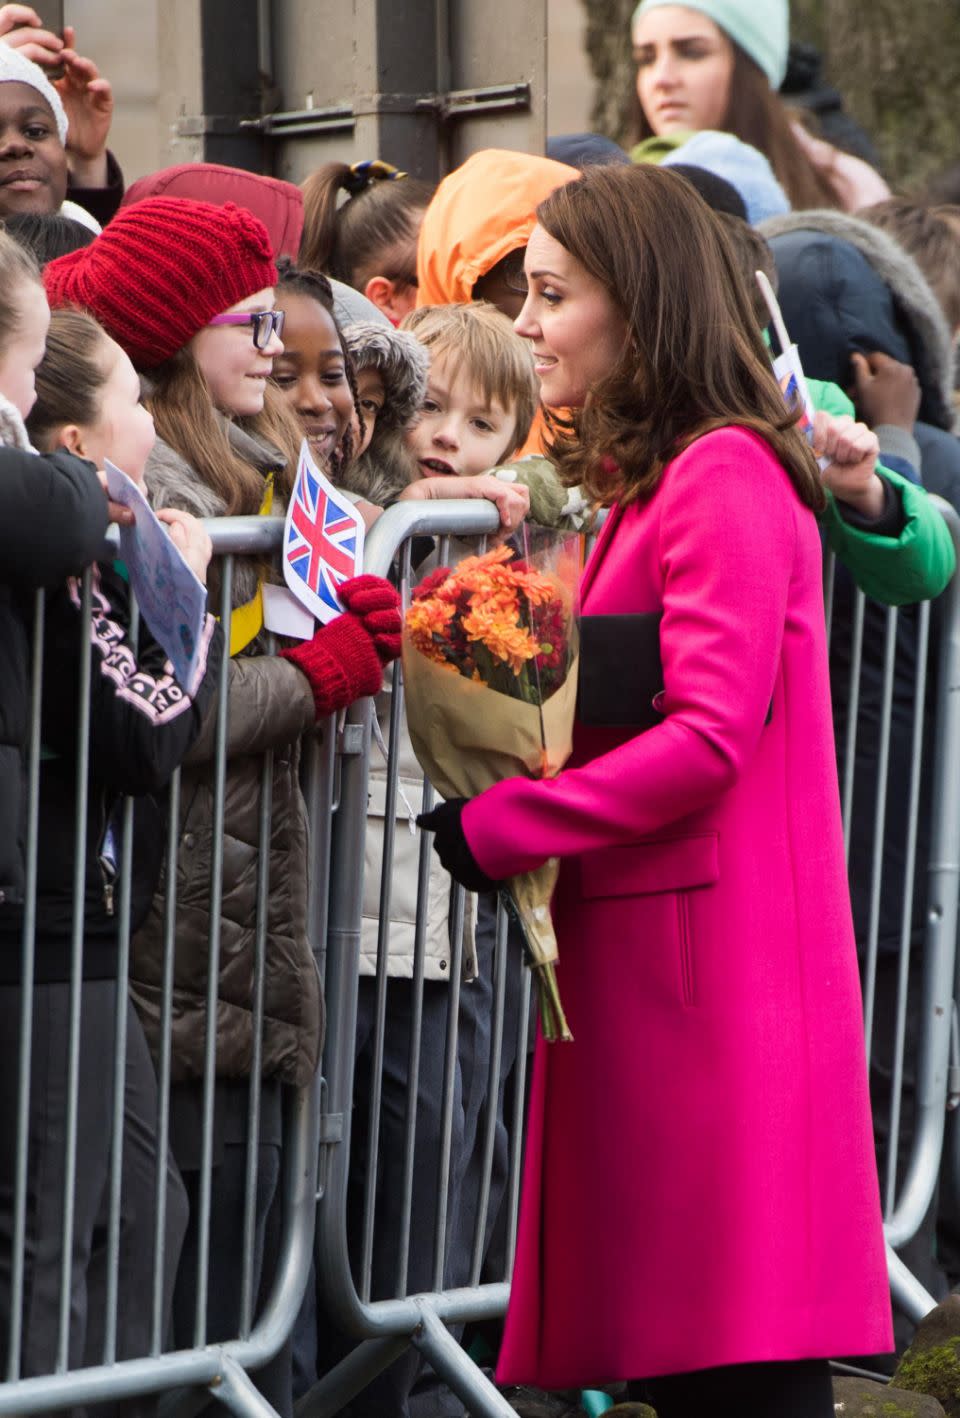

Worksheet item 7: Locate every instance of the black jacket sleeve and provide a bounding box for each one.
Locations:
[42,563,225,798]
[65,151,124,228]
[0,448,107,586]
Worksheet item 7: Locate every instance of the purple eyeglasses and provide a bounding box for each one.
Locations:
[206,309,286,351]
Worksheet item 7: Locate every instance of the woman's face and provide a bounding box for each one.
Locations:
[632,5,734,136]
[189,286,283,418]
[71,336,156,485]
[514,225,627,410]
[271,292,354,467]
[0,277,49,418]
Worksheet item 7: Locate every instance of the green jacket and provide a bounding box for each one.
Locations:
[495,382,955,608]
[811,378,955,606]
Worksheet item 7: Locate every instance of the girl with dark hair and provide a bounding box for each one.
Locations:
[420,162,892,1417]
[299,160,434,324]
[272,262,361,478]
[631,0,889,211]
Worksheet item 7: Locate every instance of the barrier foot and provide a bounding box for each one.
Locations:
[887,1242,938,1324]
[412,1304,517,1417]
[209,1354,282,1418]
[294,1336,412,1418]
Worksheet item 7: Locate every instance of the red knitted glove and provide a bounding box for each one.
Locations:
[338,574,403,664]
[279,613,383,719]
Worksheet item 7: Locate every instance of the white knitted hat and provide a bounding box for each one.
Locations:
[0,43,68,144]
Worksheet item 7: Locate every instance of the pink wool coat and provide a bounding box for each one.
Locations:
[462,427,893,1388]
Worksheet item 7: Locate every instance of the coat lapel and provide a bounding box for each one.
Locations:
[579,502,624,609]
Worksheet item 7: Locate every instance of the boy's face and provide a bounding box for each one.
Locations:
[404,348,518,479]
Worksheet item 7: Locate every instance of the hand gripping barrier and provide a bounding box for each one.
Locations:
[4,494,960,1418]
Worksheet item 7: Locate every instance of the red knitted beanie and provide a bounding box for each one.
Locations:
[43,197,278,370]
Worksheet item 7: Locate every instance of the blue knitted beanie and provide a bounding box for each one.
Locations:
[662,131,791,224]
[631,0,789,90]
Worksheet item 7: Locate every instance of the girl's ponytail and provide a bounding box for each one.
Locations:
[299,162,355,276]
[299,159,433,291]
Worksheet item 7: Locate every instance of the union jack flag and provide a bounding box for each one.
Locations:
[282,443,364,624]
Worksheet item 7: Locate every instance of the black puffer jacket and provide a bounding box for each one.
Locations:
[762,211,960,954]
[0,447,108,909]
[0,561,223,979]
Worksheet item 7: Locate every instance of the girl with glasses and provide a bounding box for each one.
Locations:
[43,196,401,1416]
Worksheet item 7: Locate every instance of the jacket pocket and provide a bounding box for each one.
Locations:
[578,832,719,899]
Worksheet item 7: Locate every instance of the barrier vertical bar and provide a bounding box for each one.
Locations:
[884,601,931,1216]
[862,607,898,1060]
[103,598,138,1364]
[57,568,94,1371]
[470,899,509,1285]
[195,555,234,1347]
[152,766,180,1356]
[240,743,273,1337]
[841,591,865,861]
[9,591,44,1381]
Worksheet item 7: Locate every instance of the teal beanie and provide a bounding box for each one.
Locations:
[631,0,789,90]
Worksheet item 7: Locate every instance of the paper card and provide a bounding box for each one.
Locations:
[772,345,831,471]
[262,583,315,640]
[282,439,365,624]
[104,460,208,693]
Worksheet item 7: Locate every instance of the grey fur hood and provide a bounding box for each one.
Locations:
[759,208,957,430]
[342,321,430,433]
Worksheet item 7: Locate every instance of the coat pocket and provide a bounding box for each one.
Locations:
[577,832,719,899]
[578,833,719,1009]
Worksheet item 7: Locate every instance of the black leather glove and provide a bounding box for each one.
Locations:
[416,798,499,892]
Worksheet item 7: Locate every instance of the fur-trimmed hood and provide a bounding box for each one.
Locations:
[759,208,957,431]
[342,321,429,434]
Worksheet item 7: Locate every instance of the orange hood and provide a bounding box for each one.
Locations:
[416,149,579,306]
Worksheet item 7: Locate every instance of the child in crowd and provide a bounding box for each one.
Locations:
[42,195,401,1416]
[0,29,122,226]
[0,242,223,1386]
[340,318,430,507]
[271,262,358,476]
[4,210,95,266]
[861,198,960,343]
[403,301,595,530]
[299,159,433,324]
[401,302,538,479]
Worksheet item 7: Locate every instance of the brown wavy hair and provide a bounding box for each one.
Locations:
[146,347,303,515]
[537,164,823,513]
[635,43,839,211]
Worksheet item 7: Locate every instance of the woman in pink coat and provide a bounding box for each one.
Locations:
[419,163,892,1416]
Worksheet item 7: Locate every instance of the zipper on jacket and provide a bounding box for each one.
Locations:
[677,891,695,1007]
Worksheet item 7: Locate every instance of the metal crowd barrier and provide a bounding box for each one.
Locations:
[4,495,960,1418]
[0,517,327,1417]
[825,495,960,1323]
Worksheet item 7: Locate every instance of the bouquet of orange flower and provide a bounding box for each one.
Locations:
[403,534,580,1042]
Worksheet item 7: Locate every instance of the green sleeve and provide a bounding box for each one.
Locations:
[809,379,956,605]
[490,455,592,531]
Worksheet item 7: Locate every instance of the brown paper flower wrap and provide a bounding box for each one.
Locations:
[403,540,580,1042]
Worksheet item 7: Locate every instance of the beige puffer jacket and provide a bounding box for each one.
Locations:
[129,425,324,1087]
